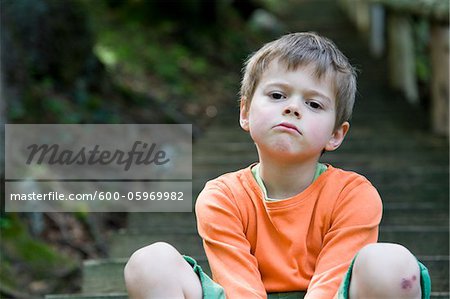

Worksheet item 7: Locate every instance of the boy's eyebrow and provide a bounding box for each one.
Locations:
[304,90,332,104]
[264,82,332,104]
[264,82,291,90]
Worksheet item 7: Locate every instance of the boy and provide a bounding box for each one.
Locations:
[124,32,430,299]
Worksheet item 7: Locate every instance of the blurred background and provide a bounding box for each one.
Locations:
[0,0,448,298]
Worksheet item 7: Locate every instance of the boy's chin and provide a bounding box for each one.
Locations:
[258,146,321,163]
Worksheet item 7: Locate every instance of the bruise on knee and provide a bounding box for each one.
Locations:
[401,275,417,290]
[349,243,422,299]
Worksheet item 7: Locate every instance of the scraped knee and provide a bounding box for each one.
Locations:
[349,243,422,299]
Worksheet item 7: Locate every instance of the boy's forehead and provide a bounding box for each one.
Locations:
[260,59,336,94]
[264,58,329,77]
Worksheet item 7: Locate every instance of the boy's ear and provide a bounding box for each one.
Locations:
[239,97,249,132]
[325,121,350,151]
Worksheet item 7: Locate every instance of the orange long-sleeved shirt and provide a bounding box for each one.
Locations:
[195,164,382,299]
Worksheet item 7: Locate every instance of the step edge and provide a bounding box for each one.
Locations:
[83,255,207,265]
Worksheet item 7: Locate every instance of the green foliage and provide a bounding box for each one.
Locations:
[2,0,93,86]
[93,19,210,99]
[9,76,121,123]
[0,215,12,229]
[84,0,257,110]
[2,0,124,124]
[413,19,431,83]
[0,258,16,289]
[4,0,260,124]
[1,214,77,280]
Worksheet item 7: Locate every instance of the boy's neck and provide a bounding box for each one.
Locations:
[258,157,319,199]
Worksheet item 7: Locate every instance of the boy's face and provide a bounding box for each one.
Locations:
[240,59,349,163]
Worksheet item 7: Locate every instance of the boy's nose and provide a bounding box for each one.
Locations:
[283,105,301,119]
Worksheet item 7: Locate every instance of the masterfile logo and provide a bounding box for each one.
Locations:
[5,124,192,212]
[25,141,170,171]
[6,124,191,180]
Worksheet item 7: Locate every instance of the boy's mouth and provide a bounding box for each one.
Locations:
[274,122,301,134]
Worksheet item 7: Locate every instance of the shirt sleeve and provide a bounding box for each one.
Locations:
[305,180,383,299]
[195,182,267,299]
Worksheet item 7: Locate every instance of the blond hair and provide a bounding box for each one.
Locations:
[240,32,357,129]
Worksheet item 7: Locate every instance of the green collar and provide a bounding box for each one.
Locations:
[251,163,327,201]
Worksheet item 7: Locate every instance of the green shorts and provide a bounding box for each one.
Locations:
[183,256,225,298]
[184,255,431,299]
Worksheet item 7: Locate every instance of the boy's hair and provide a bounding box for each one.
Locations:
[240,32,357,129]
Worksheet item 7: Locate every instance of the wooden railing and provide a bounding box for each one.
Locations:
[338,0,449,136]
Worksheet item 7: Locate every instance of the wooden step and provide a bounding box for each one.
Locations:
[381,203,449,226]
[377,189,448,204]
[431,293,450,299]
[379,226,449,256]
[418,256,450,293]
[82,259,128,294]
[127,212,197,233]
[109,231,204,259]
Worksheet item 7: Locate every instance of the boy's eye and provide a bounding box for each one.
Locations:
[269,92,285,100]
[306,100,322,109]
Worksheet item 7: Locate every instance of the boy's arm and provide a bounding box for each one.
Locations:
[305,181,382,299]
[195,183,267,298]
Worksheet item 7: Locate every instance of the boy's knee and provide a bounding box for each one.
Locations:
[124,242,202,299]
[124,242,181,286]
[349,243,421,299]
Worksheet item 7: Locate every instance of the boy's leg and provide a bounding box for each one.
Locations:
[348,243,422,299]
[124,242,202,299]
